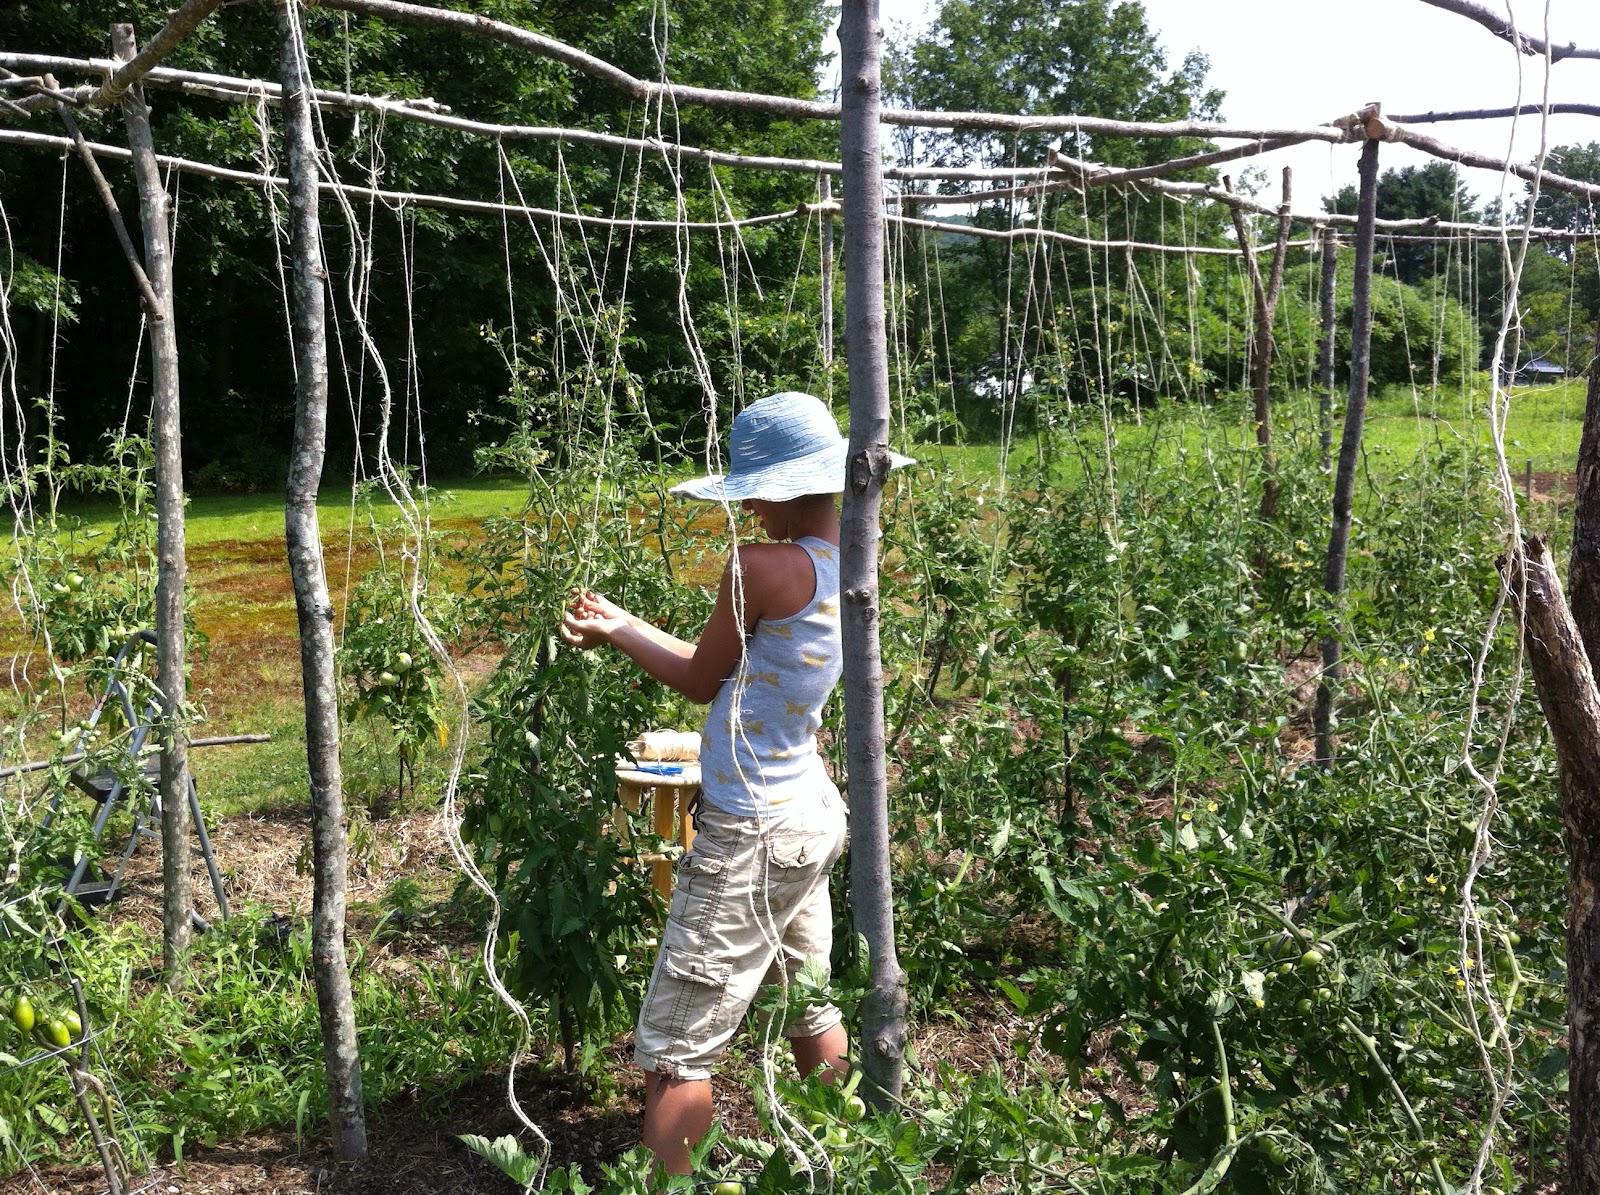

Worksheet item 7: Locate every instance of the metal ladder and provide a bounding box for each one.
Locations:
[43,630,230,928]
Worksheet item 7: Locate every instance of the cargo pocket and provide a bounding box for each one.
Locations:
[767,830,832,884]
[668,849,731,945]
[643,947,736,1044]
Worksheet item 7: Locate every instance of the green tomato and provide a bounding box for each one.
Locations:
[393,651,413,674]
[39,1019,71,1050]
[805,1109,829,1127]
[713,1183,745,1195]
[50,583,68,595]
[377,671,399,688]
[843,1095,867,1122]
[10,995,34,1034]
[1262,1138,1290,1165]
[822,1128,850,1151]
[1298,948,1325,972]
[66,573,84,592]
[62,1010,82,1039]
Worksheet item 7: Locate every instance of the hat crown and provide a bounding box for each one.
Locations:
[728,392,843,473]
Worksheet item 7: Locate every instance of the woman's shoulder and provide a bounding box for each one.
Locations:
[727,541,822,619]
[729,540,812,582]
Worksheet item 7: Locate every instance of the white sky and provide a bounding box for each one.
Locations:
[843,0,1600,209]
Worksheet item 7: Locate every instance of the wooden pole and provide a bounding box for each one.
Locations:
[820,173,835,383]
[277,0,367,1162]
[1316,135,1380,769]
[1503,534,1600,1188]
[1568,307,1600,664]
[1317,227,1340,473]
[1228,167,1293,522]
[837,0,907,1107]
[111,22,193,987]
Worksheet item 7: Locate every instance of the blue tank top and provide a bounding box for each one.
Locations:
[699,537,842,818]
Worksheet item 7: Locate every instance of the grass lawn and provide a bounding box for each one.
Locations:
[922,376,1587,488]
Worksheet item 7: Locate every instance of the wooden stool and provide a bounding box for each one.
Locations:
[614,763,702,900]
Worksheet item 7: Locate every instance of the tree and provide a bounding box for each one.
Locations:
[885,0,1227,432]
[0,0,837,484]
[893,0,1220,169]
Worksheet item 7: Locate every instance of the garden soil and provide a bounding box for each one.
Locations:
[3,799,1039,1194]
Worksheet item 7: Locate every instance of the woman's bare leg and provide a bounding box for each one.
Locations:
[792,1022,849,1084]
[641,1071,714,1174]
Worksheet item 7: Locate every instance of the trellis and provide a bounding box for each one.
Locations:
[2,0,1599,1188]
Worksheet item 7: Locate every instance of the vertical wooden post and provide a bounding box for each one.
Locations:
[1227,167,1293,523]
[277,0,368,1162]
[111,22,192,986]
[1569,310,1600,663]
[1317,226,1339,474]
[820,173,835,383]
[1503,535,1600,1191]
[1316,134,1380,768]
[837,0,908,1106]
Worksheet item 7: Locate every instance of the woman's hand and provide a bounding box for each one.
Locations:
[560,589,630,649]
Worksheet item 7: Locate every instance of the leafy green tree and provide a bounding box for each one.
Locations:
[1533,141,1600,246]
[0,0,835,486]
[884,0,1229,429]
[894,0,1220,169]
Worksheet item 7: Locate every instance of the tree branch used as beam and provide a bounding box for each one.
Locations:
[297,0,1354,140]
[3,52,448,114]
[8,52,1251,184]
[4,127,1587,253]
[888,211,1300,255]
[892,162,1593,243]
[91,0,227,109]
[0,127,838,230]
[1392,102,1600,123]
[1415,0,1600,62]
[1381,118,1600,201]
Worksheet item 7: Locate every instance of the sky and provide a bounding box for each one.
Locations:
[840,0,1600,211]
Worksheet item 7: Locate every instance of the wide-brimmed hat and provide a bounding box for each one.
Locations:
[672,391,914,503]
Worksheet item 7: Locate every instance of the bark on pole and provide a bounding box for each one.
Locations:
[1315,132,1380,769]
[111,22,193,986]
[1566,305,1600,664]
[837,0,908,1106]
[820,173,835,379]
[1503,534,1600,1189]
[1317,226,1340,473]
[1227,167,1292,522]
[276,0,368,1162]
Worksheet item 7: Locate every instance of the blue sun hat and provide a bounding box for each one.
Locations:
[672,391,914,503]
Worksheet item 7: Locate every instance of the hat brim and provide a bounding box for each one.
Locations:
[672,443,916,503]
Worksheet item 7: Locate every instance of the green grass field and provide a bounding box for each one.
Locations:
[22,376,1587,545]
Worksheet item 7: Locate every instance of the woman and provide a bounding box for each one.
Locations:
[560,391,909,1175]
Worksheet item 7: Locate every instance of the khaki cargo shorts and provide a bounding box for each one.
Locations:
[633,788,848,1081]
